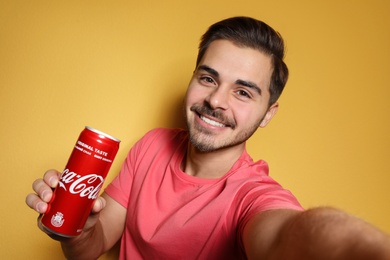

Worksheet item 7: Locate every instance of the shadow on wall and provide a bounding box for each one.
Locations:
[167,92,187,129]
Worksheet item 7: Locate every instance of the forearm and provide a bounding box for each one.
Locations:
[273,207,390,260]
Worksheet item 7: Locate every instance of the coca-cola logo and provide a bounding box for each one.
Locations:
[58,169,104,199]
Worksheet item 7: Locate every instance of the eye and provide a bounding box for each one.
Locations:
[236,89,251,99]
[199,76,216,85]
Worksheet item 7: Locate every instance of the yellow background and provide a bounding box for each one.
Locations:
[1,0,389,259]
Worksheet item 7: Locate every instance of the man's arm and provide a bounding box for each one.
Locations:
[243,207,390,260]
[26,169,127,260]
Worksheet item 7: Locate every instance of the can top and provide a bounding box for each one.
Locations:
[86,126,120,142]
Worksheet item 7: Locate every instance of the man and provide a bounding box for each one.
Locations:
[26,17,390,259]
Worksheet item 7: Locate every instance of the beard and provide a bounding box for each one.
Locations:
[186,103,261,153]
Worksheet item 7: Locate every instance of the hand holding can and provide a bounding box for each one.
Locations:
[40,127,120,237]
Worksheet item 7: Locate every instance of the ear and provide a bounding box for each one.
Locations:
[259,102,279,128]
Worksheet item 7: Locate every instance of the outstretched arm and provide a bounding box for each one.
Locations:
[243,207,390,260]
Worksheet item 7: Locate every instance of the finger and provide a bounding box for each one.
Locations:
[80,199,104,232]
[43,169,61,188]
[25,193,48,214]
[91,196,106,214]
[32,178,53,203]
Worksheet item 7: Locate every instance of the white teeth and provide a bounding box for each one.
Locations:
[200,115,226,127]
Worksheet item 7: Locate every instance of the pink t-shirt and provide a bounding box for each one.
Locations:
[105,128,303,259]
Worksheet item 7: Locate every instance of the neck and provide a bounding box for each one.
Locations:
[183,143,245,179]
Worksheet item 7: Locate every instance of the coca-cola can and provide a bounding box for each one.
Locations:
[41,126,120,237]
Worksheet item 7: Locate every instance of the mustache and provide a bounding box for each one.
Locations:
[190,103,236,129]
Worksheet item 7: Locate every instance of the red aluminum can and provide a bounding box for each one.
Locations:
[41,126,120,237]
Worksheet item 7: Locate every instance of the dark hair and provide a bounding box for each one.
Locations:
[196,16,289,106]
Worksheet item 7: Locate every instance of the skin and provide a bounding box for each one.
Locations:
[184,39,278,178]
[26,40,390,260]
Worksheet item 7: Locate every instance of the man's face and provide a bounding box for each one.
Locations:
[185,39,278,152]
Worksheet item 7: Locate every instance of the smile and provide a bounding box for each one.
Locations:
[200,115,227,128]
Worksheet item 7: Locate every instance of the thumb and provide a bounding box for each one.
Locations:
[91,196,106,214]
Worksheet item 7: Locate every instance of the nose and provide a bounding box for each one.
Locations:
[205,86,229,110]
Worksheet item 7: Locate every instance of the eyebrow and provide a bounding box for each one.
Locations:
[197,64,262,95]
[197,65,219,77]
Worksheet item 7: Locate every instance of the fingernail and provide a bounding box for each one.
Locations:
[49,176,58,187]
[97,198,103,209]
[41,190,51,202]
[36,202,46,213]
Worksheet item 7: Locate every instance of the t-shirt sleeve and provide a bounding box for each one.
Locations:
[250,183,303,212]
[236,176,304,249]
[241,177,303,220]
[239,160,304,219]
